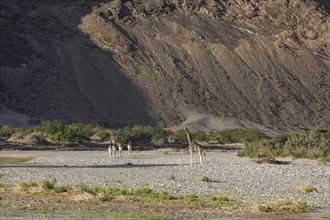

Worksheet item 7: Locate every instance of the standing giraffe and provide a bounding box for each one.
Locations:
[127,140,132,154]
[108,136,123,158]
[108,138,116,158]
[117,142,123,157]
[185,126,204,166]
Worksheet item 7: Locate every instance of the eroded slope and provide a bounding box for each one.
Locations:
[0,0,329,130]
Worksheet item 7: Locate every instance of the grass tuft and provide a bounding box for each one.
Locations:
[201,176,210,182]
[41,179,56,190]
[167,175,176,181]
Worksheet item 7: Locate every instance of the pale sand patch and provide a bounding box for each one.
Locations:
[167,110,282,137]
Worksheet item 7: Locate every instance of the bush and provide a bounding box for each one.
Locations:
[93,129,111,140]
[238,129,329,161]
[282,130,329,160]
[207,196,230,203]
[243,129,268,142]
[116,126,171,143]
[61,123,93,143]
[201,176,210,182]
[37,120,64,135]
[179,194,198,202]
[169,129,187,143]
[41,179,56,190]
[272,133,290,145]
[0,125,20,137]
[55,185,71,193]
[19,182,38,190]
[192,131,207,141]
[237,139,277,158]
[78,183,92,193]
[33,120,94,143]
[217,129,268,143]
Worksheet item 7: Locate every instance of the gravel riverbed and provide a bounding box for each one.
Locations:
[1,150,329,209]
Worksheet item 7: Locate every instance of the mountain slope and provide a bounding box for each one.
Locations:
[0,0,329,131]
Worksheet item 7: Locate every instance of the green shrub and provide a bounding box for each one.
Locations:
[34,120,94,143]
[78,183,90,193]
[19,182,38,190]
[201,176,210,182]
[179,194,198,202]
[243,129,268,142]
[94,129,111,139]
[237,139,276,158]
[207,196,230,203]
[192,131,207,141]
[158,192,174,200]
[303,186,317,193]
[258,204,271,212]
[135,188,156,197]
[207,134,219,142]
[238,129,329,161]
[134,188,174,200]
[217,129,268,143]
[96,192,109,202]
[37,120,64,135]
[116,126,170,143]
[41,179,56,190]
[272,133,291,145]
[0,125,20,137]
[24,127,36,135]
[169,130,187,143]
[55,185,70,193]
[61,123,93,143]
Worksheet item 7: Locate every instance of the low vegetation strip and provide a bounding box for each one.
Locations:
[1,121,329,162]
[0,157,34,165]
[0,181,312,219]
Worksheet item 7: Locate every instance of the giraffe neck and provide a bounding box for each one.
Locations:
[185,128,193,145]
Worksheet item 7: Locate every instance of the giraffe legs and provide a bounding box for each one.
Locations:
[189,147,193,166]
[197,148,203,166]
[119,148,122,157]
[108,146,112,159]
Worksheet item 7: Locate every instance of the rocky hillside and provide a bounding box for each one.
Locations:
[0,0,329,131]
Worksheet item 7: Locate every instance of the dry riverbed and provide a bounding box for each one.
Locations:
[0,149,329,219]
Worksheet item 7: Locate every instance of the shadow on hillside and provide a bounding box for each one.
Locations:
[0,0,154,127]
[317,0,330,13]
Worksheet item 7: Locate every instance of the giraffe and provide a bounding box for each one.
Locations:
[117,142,123,157]
[108,138,116,158]
[108,136,123,158]
[127,140,132,154]
[185,126,204,166]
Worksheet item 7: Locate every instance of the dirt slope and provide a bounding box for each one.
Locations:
[0,0,329,131]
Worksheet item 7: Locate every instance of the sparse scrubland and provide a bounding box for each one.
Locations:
[238,129,330,162]
[1,121,329,161]
[1,122,329,219]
